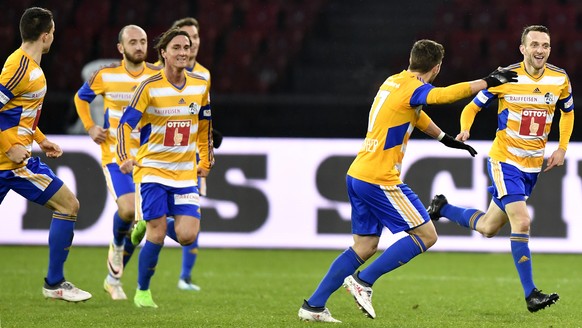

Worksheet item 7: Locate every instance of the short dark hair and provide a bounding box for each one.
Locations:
[155,28,192,65]
[408,39,445,74]
[20,7,53,42]
[172,17,199,31]
[521,25,550,45]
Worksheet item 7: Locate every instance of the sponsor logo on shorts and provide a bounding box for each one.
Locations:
[174,193,199,205]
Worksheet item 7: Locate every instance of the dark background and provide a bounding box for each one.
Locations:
[1,0,580,142]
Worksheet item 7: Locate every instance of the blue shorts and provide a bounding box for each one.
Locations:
[136,183,201,221]
[0,157,63,205]
[346,175,429,236]
[487,159,538,209]
[103,163,135,199]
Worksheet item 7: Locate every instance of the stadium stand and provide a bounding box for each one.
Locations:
[0,0,580,139]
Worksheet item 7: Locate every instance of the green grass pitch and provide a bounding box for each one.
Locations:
[0,246,580,327]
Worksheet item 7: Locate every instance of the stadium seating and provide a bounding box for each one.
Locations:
[0,0,327,96]
[426,0,582,84]
[3,0,582,135]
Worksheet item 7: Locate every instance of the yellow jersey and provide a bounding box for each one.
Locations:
[192,62,210,86]
[74,60,162,165]
[0,48,48,170]
[348,70,476,185]
[461,62,574,173]
[117,69,213,187]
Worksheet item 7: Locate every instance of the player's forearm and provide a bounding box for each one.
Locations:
[468,79,488,94]
[558,110,574,151]
[427,82,474,104]
[421,120,442,139]
[416,110,433,132]
[197,120,214,169]
[116,123,133,162]
[0,129,12,152]
[460,102,481,132]
[33,127,47,144]
[74,93,95,131]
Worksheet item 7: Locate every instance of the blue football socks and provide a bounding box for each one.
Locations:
[510,233,536,297]
[137,240,163,290]
[113,211,132,246]
[181,235,199,280]
[307,247,364,308]
[358,235,426,285]
[122,234,135,267]
[46,213,76,286]
[441,204,484,230]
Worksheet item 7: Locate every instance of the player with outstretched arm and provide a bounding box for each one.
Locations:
[298,39,517,323]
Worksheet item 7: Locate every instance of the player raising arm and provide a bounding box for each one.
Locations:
[298,39,516,323]
[428,25,572,313]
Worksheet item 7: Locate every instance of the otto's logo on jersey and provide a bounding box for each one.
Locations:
[519,109,547,137]
[544,92,555,104]
[164,120,191,146]
[522,110,547,118]
[166,120,191,128]
[189,103,200,115]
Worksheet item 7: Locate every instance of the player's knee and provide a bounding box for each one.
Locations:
[147,225,167,244]
[352,239,379,260]
[507,215,531,234]
[479,222,500,238]
[422,231,438,249]
[63,195,80,215]
[117,207,135,222]
[179,234,196,246]
[481,228,499,238]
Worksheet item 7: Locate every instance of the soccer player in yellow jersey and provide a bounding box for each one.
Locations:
[73,25,161,300]
[428,25,572,313]
[298,39,517,322]
[168,17,209,292]
[117,28,213,308]
[0,7,91,302]
[133,17,220,292]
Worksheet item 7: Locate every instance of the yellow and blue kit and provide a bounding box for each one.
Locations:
[348,70,476,186]
[461,62,574,173]
[0,48,49,170]
[75,60,162,165]
[0,48,63,204]
[117,69,213,188]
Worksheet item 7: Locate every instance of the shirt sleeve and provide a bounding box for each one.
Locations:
[460,101,482,132]
[196,87,214,170]
[415,110,432,131]
[116,81,148,162]
[74,84,96,131]
[0,129,12,152]
[558,110,574,151]
[424,82,473,105]
[0,59,22,110]
[33,127,46,144]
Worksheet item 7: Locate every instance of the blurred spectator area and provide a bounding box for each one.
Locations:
[0,0,325,94]
[428,0,582,85]
[0,0,580,140]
